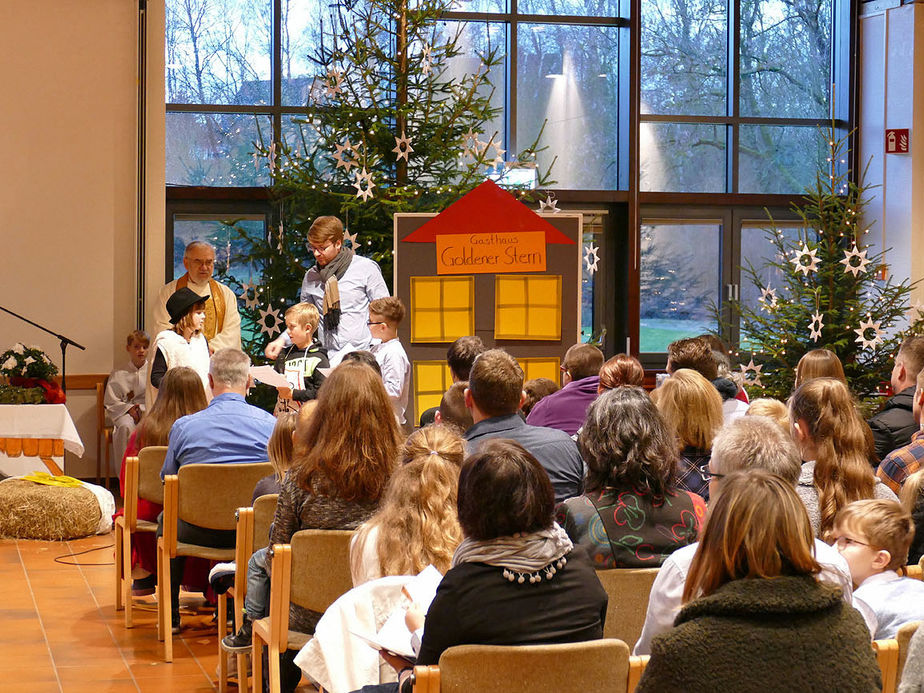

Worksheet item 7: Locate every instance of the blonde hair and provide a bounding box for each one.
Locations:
[173,299,206,337]
[308,216,344,244]
[268,412,296,481]
[835,499,915,571]
[789,377,876,539]
[794,349,847,390]
[745,398,790,435]
[126,329,150,347]
[684,470,821,602]
[900,470,924,515]
[354,425,465,577]
[285,302,320,334]
[651,368,723,451]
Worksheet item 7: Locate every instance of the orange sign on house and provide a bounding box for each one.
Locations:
[436,231,547,275]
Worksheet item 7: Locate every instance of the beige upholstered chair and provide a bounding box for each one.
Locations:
[595,568,660,649]
[411,639,647,693]
[114,446,167,628]
[217,493,279,693]
[874,620,921,693]
[251,529,355,693]
[157,461,273,662]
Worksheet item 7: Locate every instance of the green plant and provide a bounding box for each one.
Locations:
[0,343,59,382]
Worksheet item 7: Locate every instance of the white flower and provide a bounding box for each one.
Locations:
[2,357,16,370]
[29,345,41,351]
[11,343,24,354]
[23,357,35,366]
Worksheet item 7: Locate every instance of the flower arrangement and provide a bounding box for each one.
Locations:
[0,343,59,381]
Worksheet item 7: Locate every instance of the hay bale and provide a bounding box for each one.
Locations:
[0,479,101,540]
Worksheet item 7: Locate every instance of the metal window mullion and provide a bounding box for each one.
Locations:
[728,0,739,193]
[509,1,517,156]
[273,0,282,146]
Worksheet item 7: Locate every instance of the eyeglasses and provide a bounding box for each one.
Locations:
[367,320,386,326]
[696,467,726,483]
[306,242,334,255]
[833,536,872,551]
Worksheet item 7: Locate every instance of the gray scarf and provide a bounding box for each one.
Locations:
[318,246,353,332]
[451,523,573,584]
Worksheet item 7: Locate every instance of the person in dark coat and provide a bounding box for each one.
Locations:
[637,470,880,693]
[869,337,924,461]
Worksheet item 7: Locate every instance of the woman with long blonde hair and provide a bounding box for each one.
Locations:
[637,470,879,692]
[790,377,896,539]
[651,368,724,499]
[794,348,848,390]
[350,424,465,584]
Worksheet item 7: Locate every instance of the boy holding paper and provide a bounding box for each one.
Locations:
[274,302,329,409]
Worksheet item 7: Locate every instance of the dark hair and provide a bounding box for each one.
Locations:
[598,354,645,391]
[340,350,382,376]
[667,337,718,381]
[578,387,678,498]
[457,439,555,540]
[447,336,485,381]
[563,343,604,381]
[439,381,473,431]
[467,349,523,417]
[522,378,560,416]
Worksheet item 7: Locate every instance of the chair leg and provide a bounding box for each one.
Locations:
[251,638,263,693]
[217,592,228,693]
[155,543,163,641]
[122,528,134,628]
[114,522,124,612]
[268,648,281,693]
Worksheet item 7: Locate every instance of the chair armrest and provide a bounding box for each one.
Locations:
[411,665,440,693]
[628,654,649,692]
[162,475,178,558]
[873,638,899,693]
[233,507,255,604]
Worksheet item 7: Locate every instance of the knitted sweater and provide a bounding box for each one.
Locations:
[636,575,881,693]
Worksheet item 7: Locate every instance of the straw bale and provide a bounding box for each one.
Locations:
[0,479,100,540]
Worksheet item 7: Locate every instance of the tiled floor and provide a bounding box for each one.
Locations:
[2,532,230,692]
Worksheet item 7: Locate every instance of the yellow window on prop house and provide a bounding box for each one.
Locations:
[412,361,454,417]
[518,358,561,383]
[410,276,475,343]
[495,274,562,341]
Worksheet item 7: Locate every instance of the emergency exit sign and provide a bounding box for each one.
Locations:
[886,129,909,154]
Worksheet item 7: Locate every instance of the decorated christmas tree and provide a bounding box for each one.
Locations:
[725,129,924,401]
[219,0,552,359]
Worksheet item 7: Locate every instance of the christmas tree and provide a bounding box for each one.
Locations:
[725,128,924,401]
[219,0,552,362]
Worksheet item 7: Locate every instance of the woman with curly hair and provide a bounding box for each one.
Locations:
[350,424,465,585]
[556,387,706,569]
[790,377,896,539]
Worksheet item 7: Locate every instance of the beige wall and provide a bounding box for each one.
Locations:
[0,0,139,477]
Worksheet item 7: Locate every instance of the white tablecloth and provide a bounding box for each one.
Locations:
[0,404,84,457]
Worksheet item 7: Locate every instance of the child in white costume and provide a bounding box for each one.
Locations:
[147,287,211,408]
[104,330,149,474]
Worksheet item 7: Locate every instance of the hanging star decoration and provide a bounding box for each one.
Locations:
[840,243,871,277]
[322,68,344,98]
[333,139,357,172]
[790,241,820,276]
[421,44,433,76]
[538,195,560,214]
[258,304,283,337]
[352,167,375,202]
[808,311,825,342]
[276,223,285,252]
[343,228,358,247]
[584,244,600,274]
[239,282,261,310]
[266,141,277,175]
[758,286,778,312]
[854,317,885,351]
[490,141,506,168]
[462,128,480,159]
[392,132,414,162]
[739,357,763,389]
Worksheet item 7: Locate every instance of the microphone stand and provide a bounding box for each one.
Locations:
[0,305,86,395]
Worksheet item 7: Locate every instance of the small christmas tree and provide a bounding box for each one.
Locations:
[725,128,924,401]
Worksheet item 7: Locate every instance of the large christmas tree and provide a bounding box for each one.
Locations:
[726,129,924,401]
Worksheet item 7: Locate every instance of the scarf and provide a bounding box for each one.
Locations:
[451,523,573,584]
[318,246,354,332]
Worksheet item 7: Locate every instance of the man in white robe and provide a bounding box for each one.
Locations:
[104,330,149,475]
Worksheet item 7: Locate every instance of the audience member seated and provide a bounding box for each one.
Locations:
[834,499,924,639]
[251,410,298,502]
[270,360,403,692]
[666,336,718,381]
[636,470,880,692]
[869,337,924,461]
[794,348,848,390]
[350,424,465,586]
[877,366,924,494]
[634,416,852,655]
[900,470,924,565]
[464,349,584,503]
[369,297,411,425]
[557,386,704,569]
[699,333,749,403]
[745,397,790,435]
[273,303,328,412]
[358,439,608,693]
[651,368,723,500]
[418,336,486,426]
[105,329,150,474]
[434,381,472,432]
[711,349,749,421]
[526,343,604,436]
[790,377,897,539]
[899,623,924,692]
[147,287,211,406]
[521,378,559,417]
[118,366,207,596]
[597,353,644,392]
[340,349,382,376]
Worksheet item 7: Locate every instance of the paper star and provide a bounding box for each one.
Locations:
[538,195,560,214]
[392,132,414,162]
[352,167,375,202]
[809,311,824,342]
[343,229,358,247]
[333,139,357,172]
[238,282,261,310]
[421,44,433,75]
[258,305,283,337]
[758,286,778,312]
[790,242,820,276]
[266,141,277,175]
[323,68,343,97]
[461,128,479,158]
[584,245,600,274]
[491,142,506,167]
[739,357,763,388]
[854,317,884,351]
[840,243,871,277]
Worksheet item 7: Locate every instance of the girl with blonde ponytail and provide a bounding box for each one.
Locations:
[350,424,465,585]
[789,377,896,539]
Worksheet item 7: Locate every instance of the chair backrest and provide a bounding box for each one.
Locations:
[177,462,274,531]
[289,529,356,614]
[438,639,631,693]
[252,493,278,553]
[595,568,660,649]
[138,446,168,505]
[96,380,107,429]
[898,620,921,681]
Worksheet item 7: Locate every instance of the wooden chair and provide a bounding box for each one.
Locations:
[157,461,273,662]
[251,529,355,693]
[410,639,648,693]
[95,379,113,488]
[873,620,921,693]
[595,568,660,650]
[114,445,167,628]
[217,493,279,693]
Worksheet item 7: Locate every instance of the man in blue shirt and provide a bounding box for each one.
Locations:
[159,348,276,631]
